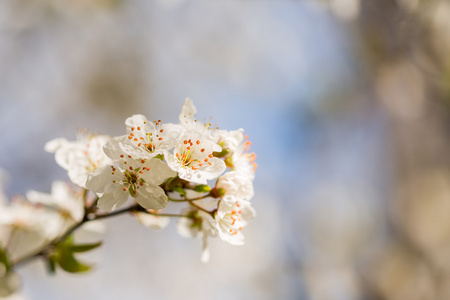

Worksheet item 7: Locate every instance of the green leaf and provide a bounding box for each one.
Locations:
[54,235,99,273]
[154,154,164,160]
[172,186,186,196]
[68,241,102,253]
[193,185,211,193]
[57,249,91,273]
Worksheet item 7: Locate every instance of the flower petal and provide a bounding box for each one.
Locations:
[134,185,168,210]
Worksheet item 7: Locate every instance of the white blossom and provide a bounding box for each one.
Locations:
[215,195,255,246]
[45,132,112,188]
[166,131,225,184]
[216,171,254,201]
[104,115,182,161]
[86,157,175,211]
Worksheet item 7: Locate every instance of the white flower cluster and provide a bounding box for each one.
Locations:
[0,99,256,298]
[49,98,257,261]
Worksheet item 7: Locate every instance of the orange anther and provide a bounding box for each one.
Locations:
[201,149,205,152]
[187,146,190,150]
[209,154,213,158]
[160,129,164,133]
[120,154,124,158]
[138,143,142,147]
[131,127,135,131]
[128,136,132,139]
[123,187,127,191]
[196,140,200,145]
[184,140,188,144]
[141,159,145,163]
[137,127,141,130]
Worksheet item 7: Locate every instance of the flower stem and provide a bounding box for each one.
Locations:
[168,195,208,202]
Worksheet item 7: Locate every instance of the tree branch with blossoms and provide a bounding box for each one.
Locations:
[0,99,257,298]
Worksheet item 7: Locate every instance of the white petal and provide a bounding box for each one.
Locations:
[203,158,226,180]
[140,159,176,185]
[97,187,129,211]
[179,98,197,124]
[134,185,168,210]
[125,114,156,133]
[45,138,68,153]
[85,165,118,194]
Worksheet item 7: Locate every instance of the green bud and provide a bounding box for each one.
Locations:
[193,185,211,193]
[224,156,234,168]
[213,148,230,158]
[172,186,186,196]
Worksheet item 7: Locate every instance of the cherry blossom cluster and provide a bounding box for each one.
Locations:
[0,99,257,296]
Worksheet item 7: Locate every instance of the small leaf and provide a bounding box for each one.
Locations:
[69,241,102,253]
[57,250,91,273]
[193,185,211,193]
[172,186,186,196]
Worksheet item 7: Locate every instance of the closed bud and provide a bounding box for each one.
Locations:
[193,185,211,193]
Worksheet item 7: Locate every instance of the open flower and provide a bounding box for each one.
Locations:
[215,195,256,246]
[104,115,182,161]
[86,157,175,211]
[165,131,225,184]
[45,131,112,188]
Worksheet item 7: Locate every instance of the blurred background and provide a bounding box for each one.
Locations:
[1,0,450,299]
